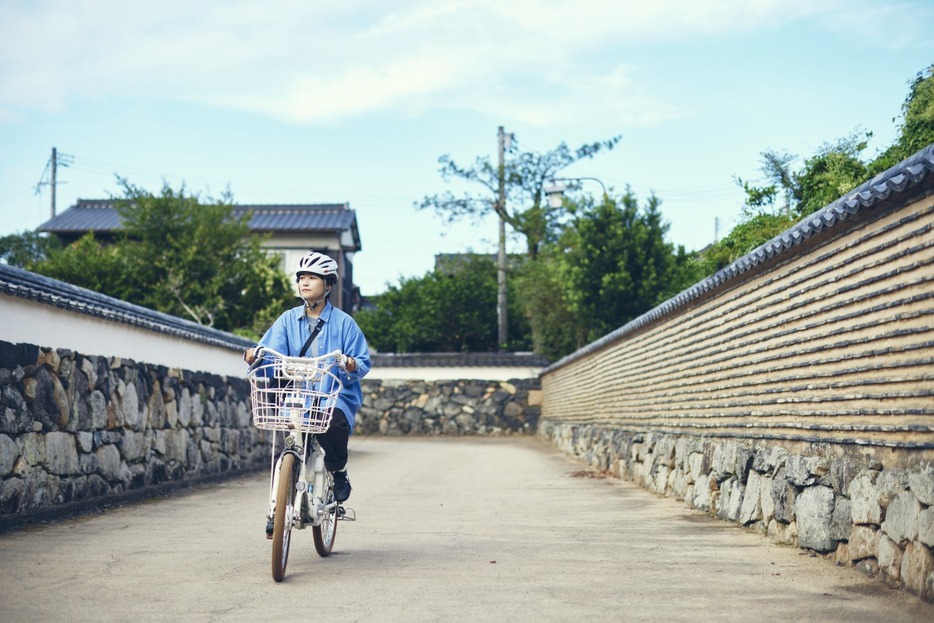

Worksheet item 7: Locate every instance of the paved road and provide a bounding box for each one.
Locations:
[2,436,933,622]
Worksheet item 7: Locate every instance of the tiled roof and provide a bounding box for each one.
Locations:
[371,352,550,368]
[39,200,357,236]
[544,142,934,375]
[0,263,253,352]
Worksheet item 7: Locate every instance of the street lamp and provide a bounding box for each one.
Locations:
[544,177,607,208]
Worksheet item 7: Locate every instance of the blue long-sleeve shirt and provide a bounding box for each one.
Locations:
[256,302,370,432]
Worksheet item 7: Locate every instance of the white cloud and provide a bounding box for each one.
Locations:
[0,0,917,127]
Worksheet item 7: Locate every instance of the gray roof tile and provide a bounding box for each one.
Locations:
[39,200,357,237]
[0,263,253,352]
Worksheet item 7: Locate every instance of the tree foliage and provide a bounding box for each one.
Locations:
[356,256,530,353]
[0,230,62,267]
[550,191,695,349]
[709,65,934,272]
[22,180,294,338]
[416,134,620,259]
[871,64,934,173]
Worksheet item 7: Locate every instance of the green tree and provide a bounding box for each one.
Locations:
[0,230,62,267]
[563,191,693,343]
[512,246,583,359]
[871,64,934,173]
[28,180,294,337]
[736,132,871,220]
[714,66,934,275]
[712,132,870,272]
[356,256,531,352]
[512,190,695,358]
[695,212,798,274]
[417,134,620,260]
[29,231,130,294]
[796,135,871,216]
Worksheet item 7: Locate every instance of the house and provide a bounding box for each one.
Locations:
[38,199,362,314]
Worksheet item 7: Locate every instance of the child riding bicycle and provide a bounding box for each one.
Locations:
[244,252,370,516]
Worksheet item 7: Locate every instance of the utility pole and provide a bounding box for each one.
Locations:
[496,126,510,350]
[35,147,72,219]
[50,147,57,218]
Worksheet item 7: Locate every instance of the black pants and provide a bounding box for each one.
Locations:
[309,408,350,473]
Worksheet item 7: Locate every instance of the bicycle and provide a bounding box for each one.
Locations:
[247,346,355,582]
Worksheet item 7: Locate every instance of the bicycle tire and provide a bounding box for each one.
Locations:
[312,472,338,557]
[272,453,297,582]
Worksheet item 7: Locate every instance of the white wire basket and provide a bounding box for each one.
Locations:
[248,347,343,434]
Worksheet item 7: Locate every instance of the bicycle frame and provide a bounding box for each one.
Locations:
[248,346,346,580]
[266,433,336,531]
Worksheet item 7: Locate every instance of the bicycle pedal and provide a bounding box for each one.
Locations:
[337,506,356,521]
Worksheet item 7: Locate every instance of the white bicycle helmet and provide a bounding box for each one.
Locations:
[295,252,338,284]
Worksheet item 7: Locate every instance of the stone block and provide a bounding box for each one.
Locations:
[900,542,934,600]
[767,518,797,545]
[693,473,716,512]
[878,535,903,582]
[919,507,934,547]
[849,470,883,525]
[848,525,880,561]
[759,474,775,523]
[786,455,829,487]
[117,381,144,430]
[877,469,909,507]
[0,434,18,476]
[95,444,122,481]
[771,468,796,524]
[120,430,148,462]
[830,496,852,541]
[797,485,836,552]
[752,444,787,475]
[712,443,738,479]
[89,390,107,430]
[688,452,704,482]
[908,468,934,506]
[45,432,79,476]
[76,431,93,453]
[882,492,921,544]
[739,470,764,526]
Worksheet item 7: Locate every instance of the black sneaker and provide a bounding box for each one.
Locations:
[332,470,352,503]
[265,519,273,539]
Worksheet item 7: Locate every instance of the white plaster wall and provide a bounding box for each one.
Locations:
[0,294,247,378]
[367,366,542,381]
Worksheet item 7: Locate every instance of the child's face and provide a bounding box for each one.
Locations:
[297,273,327,302]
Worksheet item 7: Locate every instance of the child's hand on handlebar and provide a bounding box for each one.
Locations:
[243,348,258,365]
[339,354,357,373]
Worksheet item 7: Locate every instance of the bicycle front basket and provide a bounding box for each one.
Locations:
[248,355,342,434]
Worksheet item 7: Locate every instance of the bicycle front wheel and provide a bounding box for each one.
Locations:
[312,472,338,557]
[272,453,297,582]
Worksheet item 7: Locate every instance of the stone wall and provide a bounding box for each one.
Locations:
[538,146,934,602]
[540,423,934,601]
[0,341,264,530]
[358,378,541,436]
[0,338,542,530]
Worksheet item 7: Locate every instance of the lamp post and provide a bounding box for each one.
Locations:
[544,176,607,208]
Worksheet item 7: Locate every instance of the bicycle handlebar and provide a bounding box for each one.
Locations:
[248,346,346,374]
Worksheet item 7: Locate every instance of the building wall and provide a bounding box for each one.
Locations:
[538,148,934,601]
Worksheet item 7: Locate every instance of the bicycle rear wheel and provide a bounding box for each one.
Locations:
[272,453,297,582]
[312,472,338,557]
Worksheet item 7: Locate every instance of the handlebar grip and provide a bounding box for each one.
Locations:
[246,346,265,372]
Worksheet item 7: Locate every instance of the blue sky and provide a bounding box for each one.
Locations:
[1,1,932,295]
